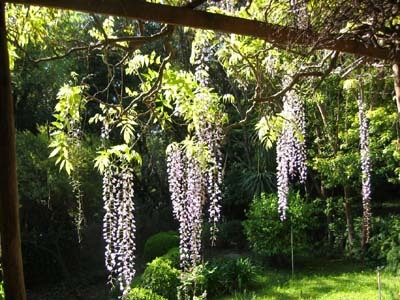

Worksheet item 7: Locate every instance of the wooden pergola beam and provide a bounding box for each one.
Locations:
[7,0,400,61]
[0,1,26,300]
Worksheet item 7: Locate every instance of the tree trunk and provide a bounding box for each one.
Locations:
[0,2,27,299]
[319,185,333,247]
[392,64,400,114]
[343,187,354,249]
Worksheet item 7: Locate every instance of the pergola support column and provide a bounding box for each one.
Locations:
[0,1,27,299]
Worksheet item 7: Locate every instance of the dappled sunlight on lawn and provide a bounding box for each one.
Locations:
[220,260,400,300]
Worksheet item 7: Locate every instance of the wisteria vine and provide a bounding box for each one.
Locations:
[357,92,372,245]
[276,83,307,220]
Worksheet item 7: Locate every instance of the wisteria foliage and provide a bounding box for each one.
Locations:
[276,84,307,220]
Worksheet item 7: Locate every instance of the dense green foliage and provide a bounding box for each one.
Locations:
[143,231,180,263]
[16,129,101,285]
[138,256,258,299]
[125,288,167,300]
[205,258,258,297]
[176,258,258,299]
[141,257,180,300]
[178,264,209,300]
[355,216,400,274]
[161,247,180,269]
[243,193,317,261]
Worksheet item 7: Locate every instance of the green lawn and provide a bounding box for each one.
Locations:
[219,260,400,300]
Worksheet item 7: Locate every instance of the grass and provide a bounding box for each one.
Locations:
[218,259,400,300]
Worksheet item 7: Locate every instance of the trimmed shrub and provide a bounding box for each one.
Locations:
[125,287,167,300]
[161,247,180,269]
[143,231,179,263]
[141,257,180,300]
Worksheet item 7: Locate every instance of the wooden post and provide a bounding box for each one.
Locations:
[0,1,27,299]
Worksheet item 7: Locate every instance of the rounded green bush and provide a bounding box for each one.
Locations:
[141,257,180,300]
[143,231,179,263]
[125,287,167,300]
[161,247,180,268]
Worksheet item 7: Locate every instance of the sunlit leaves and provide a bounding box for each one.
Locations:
[117,115,137,144]
[256,115,283,150]
[6,4,53,46]
[95,145,142,174]
[49,84,86,175]
[343,78,359,93]
[312,153,360,188]
[88,16,117,41]
[126,50,160,76]
[161,68,227,132]
[6,3,86,67]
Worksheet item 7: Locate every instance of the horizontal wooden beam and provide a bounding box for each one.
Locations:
[6,0,399,61]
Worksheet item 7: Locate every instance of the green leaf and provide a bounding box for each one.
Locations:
[94,152,110,174]
[49,146,61,158]
[342,78,358,91]
[65,161,73,175]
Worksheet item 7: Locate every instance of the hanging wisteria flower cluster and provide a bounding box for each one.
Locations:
[176,27,225,267]
[69,126,85,243]
[70,175,85,243]
[166,120,224,270]
[197,116,224,244]
[357,93,372,245]
[276,81,307,220]
[211,0,234,13]
[290,0,310,29]
[101,123,136,296]
[167,143,203,270]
